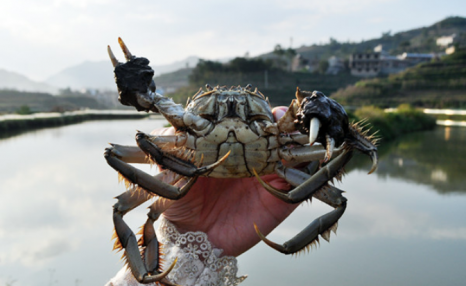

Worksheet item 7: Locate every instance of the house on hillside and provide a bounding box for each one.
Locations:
[326,56,345,75]
[349,45,437,77]
[437,34,457,47]
[349,52,382,77]
[291,54,320,72]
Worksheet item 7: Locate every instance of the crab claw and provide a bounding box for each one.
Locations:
[253,223,287,253]
[346,123,379,174]
[295,90,348,149]
[107,45,119,67]
[142,258,178,284]
[367,150,378,174]
[118,37,133,61]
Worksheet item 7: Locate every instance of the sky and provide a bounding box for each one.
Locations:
[1,0,465,81]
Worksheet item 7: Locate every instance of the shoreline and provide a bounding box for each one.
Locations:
[0,109,160,136]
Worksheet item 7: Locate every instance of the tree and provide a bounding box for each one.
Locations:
[273,44,285,56]
[273,44,297,71]
[228,57,272,72]
[316,60,329,74]
[382,30,392,39]
[16,105,31,115]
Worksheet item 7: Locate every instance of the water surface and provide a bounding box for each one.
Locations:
[0,120,465,286]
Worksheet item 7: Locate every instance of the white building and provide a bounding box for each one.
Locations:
[349,45,436,77]
[326,56,345,75]
[436,34,457,47]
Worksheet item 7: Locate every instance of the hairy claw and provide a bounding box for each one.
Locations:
[346,123,379,174]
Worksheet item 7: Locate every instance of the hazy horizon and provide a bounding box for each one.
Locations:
[1,0,465,81]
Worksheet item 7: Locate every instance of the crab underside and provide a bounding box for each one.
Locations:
[104,38,378,285]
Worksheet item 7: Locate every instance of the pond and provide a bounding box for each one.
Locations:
[0,119,465,286]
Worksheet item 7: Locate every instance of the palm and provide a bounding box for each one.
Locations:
[163,175,297,257]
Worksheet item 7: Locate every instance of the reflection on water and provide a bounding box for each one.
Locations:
[0,121,465,286]
[349,126,466,194]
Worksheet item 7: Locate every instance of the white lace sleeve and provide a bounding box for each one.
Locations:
[105,218,247,286]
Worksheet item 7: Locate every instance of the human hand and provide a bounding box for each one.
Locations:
[155,106,299,257]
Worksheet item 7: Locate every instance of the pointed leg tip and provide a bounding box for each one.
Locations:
[253,222,260,234]
[368,165,377,175]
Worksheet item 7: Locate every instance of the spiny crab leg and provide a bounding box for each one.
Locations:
[253,150,352,204]
[346,124,379,174]
[254,202,347,254]
[105,148,197,200]
[112,176,180,285]
[136,132,230,177]
[254,165,349,255]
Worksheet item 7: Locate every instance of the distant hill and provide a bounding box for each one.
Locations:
[154,68,193,94]
[0,69,58,94]
[44,56,200,90]
[331,48,466,108]
[45,61,115,90]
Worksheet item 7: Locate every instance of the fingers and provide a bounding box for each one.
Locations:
[107,37,134,67]
[272,106,288,121]
[150,127,176,136]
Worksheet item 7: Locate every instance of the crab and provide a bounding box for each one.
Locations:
[104,38,378,285]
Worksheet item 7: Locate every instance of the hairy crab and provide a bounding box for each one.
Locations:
[104,38,378,285]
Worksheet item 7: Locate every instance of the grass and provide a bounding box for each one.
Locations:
[349,104,437,141]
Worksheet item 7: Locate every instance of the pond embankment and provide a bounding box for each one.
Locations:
[0,109,152,134]
[349,104,437,142]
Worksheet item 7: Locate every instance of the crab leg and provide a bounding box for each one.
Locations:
[136,132,230,177]
[277,133,311,146]
[112,175,179,285]
[278,143,345,163]
[105,148,195,200]
[106,132,188,165]
[254,164,349,254]
[106,144,147,164]
[108,38,212,132]
[254,202,346,254]
[254,150,352,204]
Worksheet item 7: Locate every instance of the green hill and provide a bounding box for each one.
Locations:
[331,48,466,108]
[165,59,360,107]
[259,16,466,63]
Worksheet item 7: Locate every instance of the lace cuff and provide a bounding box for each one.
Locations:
[105,218,247,286]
